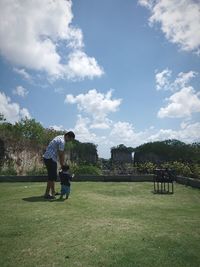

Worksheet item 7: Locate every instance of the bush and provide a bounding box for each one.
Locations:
[0,166,17,176]
[166,161,192,177]
[26,166,47,176]
[135,161,200,179]
[135,162,157,174]
[70,164,102,175]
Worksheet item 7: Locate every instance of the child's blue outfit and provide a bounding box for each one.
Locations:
[59,170,73,198]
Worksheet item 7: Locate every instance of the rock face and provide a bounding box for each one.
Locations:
[0,138,44,175]
[111,150,133,163]
[0,138,99,175]
[134,151,164,163]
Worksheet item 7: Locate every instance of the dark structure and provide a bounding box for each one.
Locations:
[153,168,176,194]
[65,141,98,164]
[111,144,133,163]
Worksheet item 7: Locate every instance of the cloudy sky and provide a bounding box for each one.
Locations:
[0,0,200,158]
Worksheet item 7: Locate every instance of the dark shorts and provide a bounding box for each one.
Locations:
[43,158,57,181]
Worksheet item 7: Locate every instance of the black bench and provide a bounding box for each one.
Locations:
[153,168,176,194]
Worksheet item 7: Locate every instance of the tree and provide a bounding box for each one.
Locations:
[134,139,200,163]
[14,118,45,144]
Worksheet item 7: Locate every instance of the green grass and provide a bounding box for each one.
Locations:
[0,182,200,267]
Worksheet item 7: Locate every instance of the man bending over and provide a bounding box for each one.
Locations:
[43,131,75,199]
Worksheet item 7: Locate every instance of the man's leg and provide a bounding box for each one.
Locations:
[50,181,55,197]
[45,181,51,196]
[44,158,57,197]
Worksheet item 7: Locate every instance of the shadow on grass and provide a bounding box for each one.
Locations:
[22,196,67,202]
[151,190,174,195]
[22,196,48,202]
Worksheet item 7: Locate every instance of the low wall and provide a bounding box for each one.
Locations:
[0,175,199,189]
[0,175,153,183]
[176,176,200,189]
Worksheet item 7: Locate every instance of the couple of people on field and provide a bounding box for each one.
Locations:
[43,131,75,200]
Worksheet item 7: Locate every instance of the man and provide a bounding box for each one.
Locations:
[43,131,75,199]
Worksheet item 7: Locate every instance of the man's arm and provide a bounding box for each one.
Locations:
[58,150,65,167]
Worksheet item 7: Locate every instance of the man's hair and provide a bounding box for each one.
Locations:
[65,131,75,139]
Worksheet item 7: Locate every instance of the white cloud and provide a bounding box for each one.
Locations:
[109,120,200,151]
[70,114,200,158]
[173,71,197,89]
[138,0,152,8]
[110,121,136,142]
[0,91,31,123]
[73,115,100,143]
[65,89,122,129]
[66,51,104,80]
[156,69,197,91]
[155,68,172,90]
[158,87,200,118]
[90,119,112,130]
[49,125,64,131]
[20,108,31,119]
[138,0,200,53]
[13,68,32,81]
[0,0,103,79]
[72,115,114,158]
[156,69,200,118]
[13,86,29,98]
[148,121,200,143]
[109,121,148,148]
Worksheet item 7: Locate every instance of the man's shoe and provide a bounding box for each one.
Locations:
[44,194,51,199]
[44,195,56,200]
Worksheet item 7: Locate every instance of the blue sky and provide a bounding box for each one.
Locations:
[0,0,200,158]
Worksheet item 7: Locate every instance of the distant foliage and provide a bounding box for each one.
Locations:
[0,117,64,147]
[70,163,102,175]
[134,139,200,163]
[65,140,98,164]
[26,166,47,176]
[111,144,134,153]
[135,161,200,179]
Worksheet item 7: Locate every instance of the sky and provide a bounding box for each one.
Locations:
[0,0,200,159]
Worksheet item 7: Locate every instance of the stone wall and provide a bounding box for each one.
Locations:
[111,150,132,163]
[0,138,44,175]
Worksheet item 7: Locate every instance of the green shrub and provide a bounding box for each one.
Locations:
[70,164,102,175]
[26,166,47,176]
[169,161,192,177]
[136,162,157,174]
[190,164,200,179]
[0,166,17,176]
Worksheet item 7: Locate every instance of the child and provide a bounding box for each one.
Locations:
[59,165,73,200]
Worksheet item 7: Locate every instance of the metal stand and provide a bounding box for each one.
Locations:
[153,169,175,194]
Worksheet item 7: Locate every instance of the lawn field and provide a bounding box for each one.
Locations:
[0,182,200,267]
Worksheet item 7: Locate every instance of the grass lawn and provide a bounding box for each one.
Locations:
[0,182,200,267]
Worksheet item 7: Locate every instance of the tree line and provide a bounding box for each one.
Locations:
[0,115,98,165]
[0,115,200,178]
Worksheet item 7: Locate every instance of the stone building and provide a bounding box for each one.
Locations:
[111,145,133,163]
